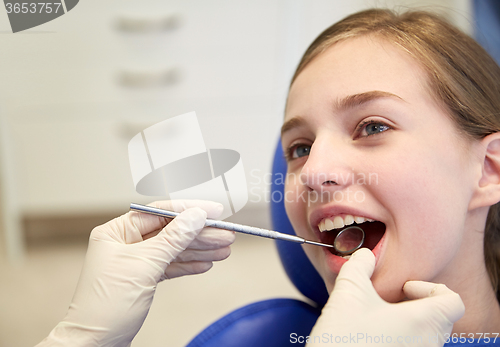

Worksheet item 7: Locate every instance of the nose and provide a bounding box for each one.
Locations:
[300,137,355,193]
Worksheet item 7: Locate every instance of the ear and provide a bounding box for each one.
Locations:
[469,133,500,210]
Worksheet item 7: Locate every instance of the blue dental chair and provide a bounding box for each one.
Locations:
[186,142,328,347]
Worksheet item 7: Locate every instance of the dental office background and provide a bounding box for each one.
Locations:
[0,1,482,346]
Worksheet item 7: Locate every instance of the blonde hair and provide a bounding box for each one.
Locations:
[291,9,500,300]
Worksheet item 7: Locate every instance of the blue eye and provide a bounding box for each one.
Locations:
[287,144,311,160]
[358,121,391,137]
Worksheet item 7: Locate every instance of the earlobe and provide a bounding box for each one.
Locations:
[470,133,500,210]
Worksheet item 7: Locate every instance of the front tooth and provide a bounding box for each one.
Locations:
[333,216,344,229]
[319,220,326,232]
[354,216,366,224]
[324,218,334,231]
[344,215,354,226]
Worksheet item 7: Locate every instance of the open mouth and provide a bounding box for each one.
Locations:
[317,216,386,257]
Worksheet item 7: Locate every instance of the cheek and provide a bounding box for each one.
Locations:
[284,179,331,283]
[382,158,466,248]
[379,133,469,226]
[284,180,308,236]
[370,143,470,298]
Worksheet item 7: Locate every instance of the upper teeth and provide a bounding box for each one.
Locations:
[318,215,374,232]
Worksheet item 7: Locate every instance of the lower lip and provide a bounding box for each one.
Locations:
[323,232,386,274]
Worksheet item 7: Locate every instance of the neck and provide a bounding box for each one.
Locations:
[442,207,500,337]
[452,272,500,337]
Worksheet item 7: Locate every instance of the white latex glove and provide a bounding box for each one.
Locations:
[37,200,234,347]
[307,248,465,346]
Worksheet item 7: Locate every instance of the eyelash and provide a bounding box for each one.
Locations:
[284,119,391,162]
[284,143,307,162]
[355,119,392,138]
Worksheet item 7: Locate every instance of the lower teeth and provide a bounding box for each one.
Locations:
[342,255,351,260]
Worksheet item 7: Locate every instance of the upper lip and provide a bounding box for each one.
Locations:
[309,205,380,234]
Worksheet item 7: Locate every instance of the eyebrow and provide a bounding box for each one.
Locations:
[281,90,404,137]
[280,116,306,137]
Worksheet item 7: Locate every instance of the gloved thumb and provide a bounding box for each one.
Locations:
[144,207,208,266]
[403,281,465,323]
[325,248,382,308]
[319,248,382,318]
[332,248,377,297]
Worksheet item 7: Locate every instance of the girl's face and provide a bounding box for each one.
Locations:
[282,36,481,302]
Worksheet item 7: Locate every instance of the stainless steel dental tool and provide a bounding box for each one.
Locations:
[130,203,365,254]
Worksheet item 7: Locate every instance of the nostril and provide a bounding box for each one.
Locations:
[322,180,338,186]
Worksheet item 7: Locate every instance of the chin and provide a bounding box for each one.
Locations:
[372,275,407,303]
[321,265,408,303]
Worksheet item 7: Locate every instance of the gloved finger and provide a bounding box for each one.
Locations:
[403,281,459,299]
[152,200,224,219]
[172,246,231,262]
[92,212,161,244]
[145,207,207,265]
[336,248,375,283]
[128,200,224,238]
[403,281,465,323]
[143,226,236,246]
[163,261,214,279]
[334,248,376,293]
[187,228,236,250]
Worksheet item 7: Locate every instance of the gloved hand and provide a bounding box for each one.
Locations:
[37,200,234,347]
[307,248,465,346]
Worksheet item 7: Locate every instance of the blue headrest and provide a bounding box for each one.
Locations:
[270,141,329,307]
[474,0,500,66]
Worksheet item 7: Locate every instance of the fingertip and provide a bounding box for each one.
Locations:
[165,207,207,239]
[217,246,232,261]
[403,281,452,299]
[403,281,424,300]
[193,206,208,219]
[197,261,214,274]
[403,281,465,323]
[212,230,236,248]
[350,247,375,260]
[346,248,375,268]
[224,230,236,244]
[211,203,224,219]
[335,248,375,286]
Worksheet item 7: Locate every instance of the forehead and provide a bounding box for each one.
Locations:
[285,36,430,119]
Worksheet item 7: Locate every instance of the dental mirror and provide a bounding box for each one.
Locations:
[333,226,365,255]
